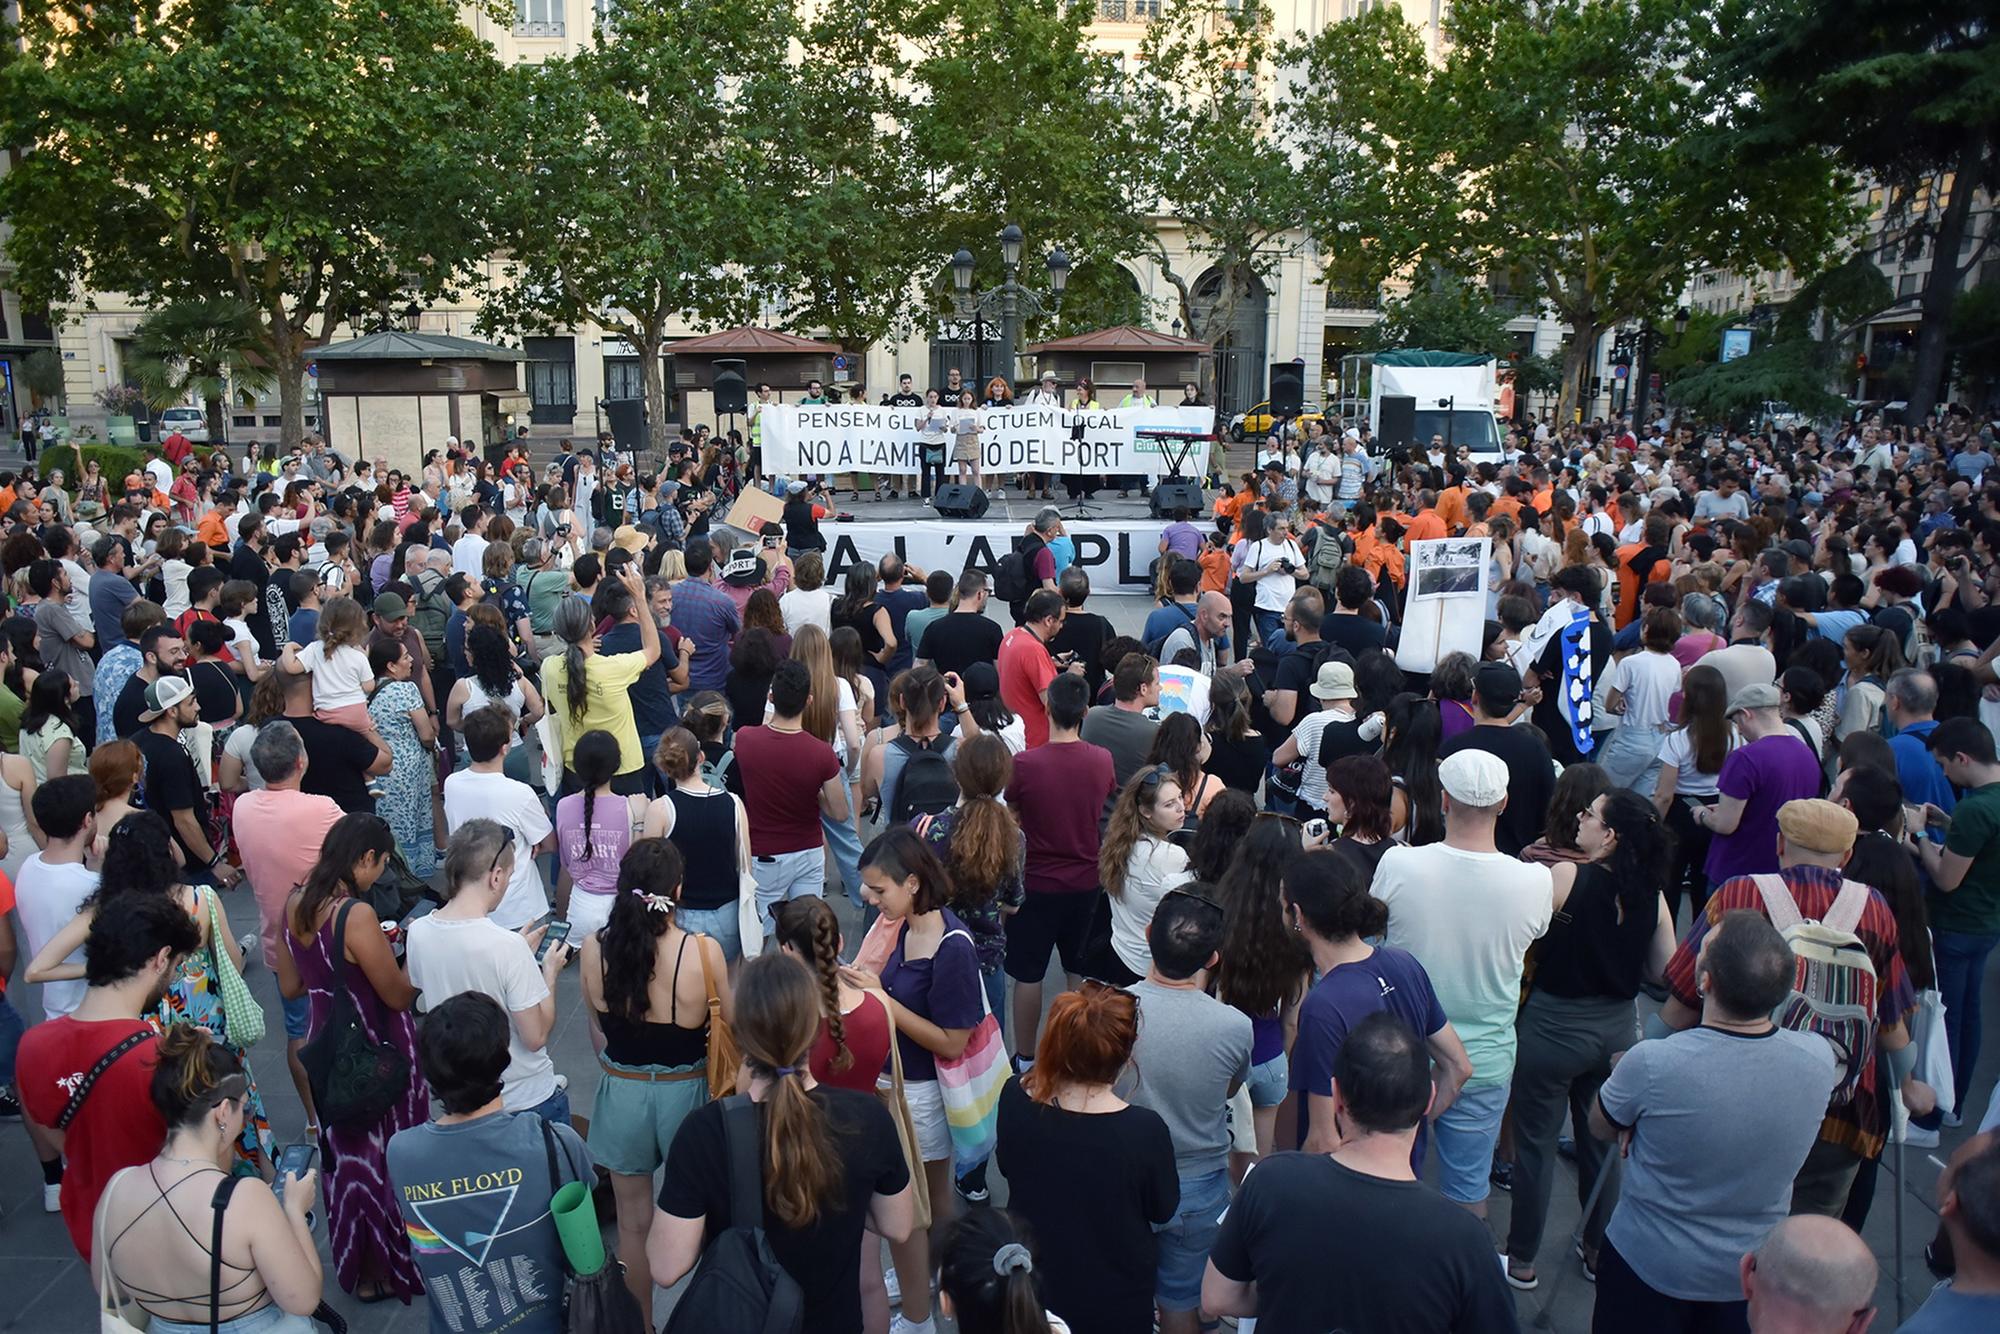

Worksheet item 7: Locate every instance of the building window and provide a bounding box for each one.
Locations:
[524,335,576,424]
[1897,272,1920,299]
[515,0,564,37]
[1095,0,1158,20]
[603,357,644,402]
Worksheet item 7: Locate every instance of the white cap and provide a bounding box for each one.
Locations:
[1439,750,1508,808]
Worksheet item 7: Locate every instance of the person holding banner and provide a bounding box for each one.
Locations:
[916,389,951,501]
[1068,376,1103,502]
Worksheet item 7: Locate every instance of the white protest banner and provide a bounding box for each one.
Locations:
[761,403,1213,479]
[1394,536,1490,674]
[773,517,1172,598]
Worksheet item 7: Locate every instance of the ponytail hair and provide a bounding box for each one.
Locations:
[734,953,844,1228]
[773,896,849,1071]
[553,598,594,721]
[938,1209,1053,1334]
[151,1026,248,1130]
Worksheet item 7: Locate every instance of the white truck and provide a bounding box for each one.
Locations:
[1356,350,1506,457]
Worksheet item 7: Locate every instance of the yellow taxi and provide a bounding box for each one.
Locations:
[1229,401,1325,442]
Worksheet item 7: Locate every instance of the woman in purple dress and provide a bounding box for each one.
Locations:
[274,812,427,1303]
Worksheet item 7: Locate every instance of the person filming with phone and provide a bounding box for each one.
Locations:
[404,819,576,1127]
[93,1026,327,1334]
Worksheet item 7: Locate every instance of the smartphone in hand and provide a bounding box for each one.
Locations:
[273,1142,319,1206]
[535,921,572,963]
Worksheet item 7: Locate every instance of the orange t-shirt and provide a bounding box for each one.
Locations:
[1531,486,1554,514]
[1436,487,1469,533]
[1491,495,1523,523]
[1353,529,1406,588]
[1402,510,1447,544]
[196,510,233,549]
[1198,547,1231,595]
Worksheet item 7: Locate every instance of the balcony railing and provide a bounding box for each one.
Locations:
[1324,287,1382,311]
[1095,0,1161,21]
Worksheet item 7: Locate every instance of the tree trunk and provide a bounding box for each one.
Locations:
[640,326,668,464]
[204,395,228,445]
[1905,137,1988,422]
[267,306,310,453]
[1558,314,1598,425]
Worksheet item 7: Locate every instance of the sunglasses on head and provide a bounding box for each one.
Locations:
[489,825,516,878]
[1163,886,1224,918]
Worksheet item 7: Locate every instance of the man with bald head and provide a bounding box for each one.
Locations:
[1160,590,1245,677]
[1902,1130,2000,1331]
[1742,1216,1877,1333]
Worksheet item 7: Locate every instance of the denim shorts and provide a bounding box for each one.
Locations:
[1430,1079,1510,1204]
[675,903,742,963]
[1246,1053,1288,1109]
[282,993,311,1042]
[588,1059,709,1175]
[147,1306,317,1334]
[1154,1168,1230,1310]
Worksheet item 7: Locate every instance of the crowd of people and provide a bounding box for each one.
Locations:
[0,399,1997,1334]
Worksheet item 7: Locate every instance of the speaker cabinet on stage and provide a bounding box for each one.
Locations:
[932,484,990,519]
[1378,394,1417,453]
[712,359,749,416]
[1268,361,1305,417]
[1150,480,1205,518]
[603,398,648,454]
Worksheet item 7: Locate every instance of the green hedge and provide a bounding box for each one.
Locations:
[37,443,148,490]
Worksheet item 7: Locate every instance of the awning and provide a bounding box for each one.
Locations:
[488,391,533,415]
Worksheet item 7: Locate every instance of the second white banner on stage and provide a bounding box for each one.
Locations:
[759,403,1213,479]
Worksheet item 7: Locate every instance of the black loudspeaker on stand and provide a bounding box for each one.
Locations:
[602,398,648,454]
[933,484,991,519]
[1149,480,1205,518]
[1268,361,1305,417]
[1377,394,1417,453]
[712,359,749,416]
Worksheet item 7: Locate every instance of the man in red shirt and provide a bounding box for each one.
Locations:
[1003,672,1116,1058]
[997,588,1070,748]
[734,658,849,939]
[17,894,200,1257]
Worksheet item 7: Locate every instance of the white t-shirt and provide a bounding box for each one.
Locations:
[1244,539,1304,613]
[1657,727,1739,798]
[1369,842,1552,1086]
[222,724,265,791]
[1305,451,1339,504]
[1110,836,1193,977]
[297,640,372,711]
[1607,650,1681,731]
[450,532,490,579]
[404,914,556,1111]
[442,769,554,929]
[779,586,834,637]
[16,854,101,1019]
[1291,708,1357,812]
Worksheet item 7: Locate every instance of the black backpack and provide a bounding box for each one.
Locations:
[891,733,960,823]
[993,534,1046,605]
[664,1098,804,1334]
[1142,601,1199,660]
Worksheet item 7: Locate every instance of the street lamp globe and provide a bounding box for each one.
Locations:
[998,223,1024,270]
[1046,247,1071,296]
[1674,306,1690,335]
[951,249,975,296]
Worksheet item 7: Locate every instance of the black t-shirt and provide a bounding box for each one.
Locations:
[1268,640,1330,746]
[229,546,276,658]
[187,660,241,726]
[917,611,1003,679]
[292,714,381,814]
[114,672,156,739]
[878,586,927,674]
[1438,723,1555,857]
[1320,612,1387,656]
[1208,731,1270,795]
[994,1078,1178,1334]
[133,727,209,863]
[1047,610,1113,699]
[657,1090,907,1334]
[1208,1153,1518,1334]
[782,499,823,551]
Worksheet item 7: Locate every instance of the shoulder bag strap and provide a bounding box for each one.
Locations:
[540,1116,561,1198]
[329,898,356,992]
[209,1174,243,1334]
[1751,873,1803,931]
[56,1029,152,1131]
[720,1096,762,1228]
[95,1165,139,1314]
[1827,879,1873,936]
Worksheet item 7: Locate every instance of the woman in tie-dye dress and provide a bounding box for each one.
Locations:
[276,812,427,1303]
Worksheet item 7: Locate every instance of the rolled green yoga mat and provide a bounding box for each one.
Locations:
[551,1180,606,1275]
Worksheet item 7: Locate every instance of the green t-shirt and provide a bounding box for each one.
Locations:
[1936,780,2000,935]
[0,681,21,752]
[514,565,570,634]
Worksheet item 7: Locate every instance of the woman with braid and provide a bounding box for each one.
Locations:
[775,895,892,1094]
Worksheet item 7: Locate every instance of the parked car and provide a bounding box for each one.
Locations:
[1229,400,1326,442]
[157,406,210,442]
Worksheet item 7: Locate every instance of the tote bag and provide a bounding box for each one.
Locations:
[869,989,933,1233]
[1891,968,1956,1148]
[932,928,1007,1174]
[204,888,266,1050]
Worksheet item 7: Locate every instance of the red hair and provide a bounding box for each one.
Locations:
[1023,985,1138,1102]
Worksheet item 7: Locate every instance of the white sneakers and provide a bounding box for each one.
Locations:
[44,1182,61,1213]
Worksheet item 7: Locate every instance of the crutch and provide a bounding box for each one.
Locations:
[1531,1144,1617,1331]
